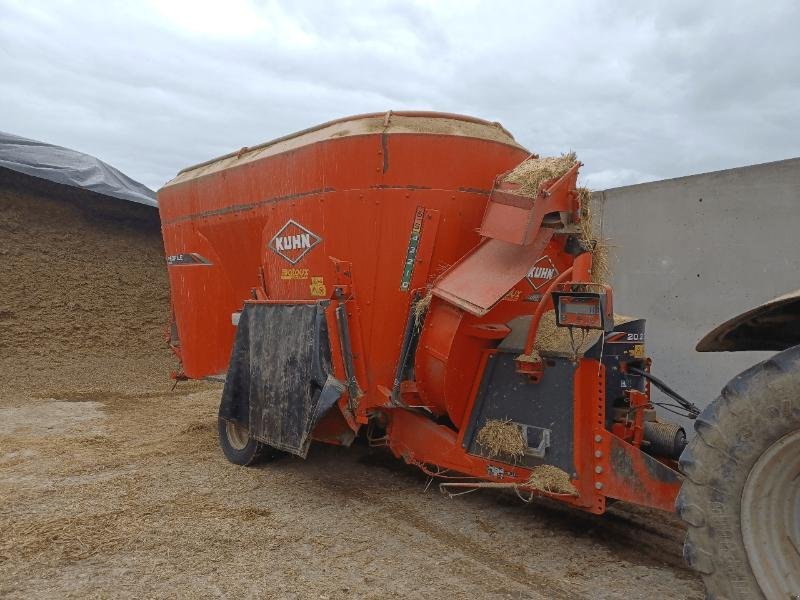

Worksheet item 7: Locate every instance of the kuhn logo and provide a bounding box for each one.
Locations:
[526,256,559,290]
[268,220,321,264]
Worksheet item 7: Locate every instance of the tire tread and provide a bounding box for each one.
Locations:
[677,345,800,600]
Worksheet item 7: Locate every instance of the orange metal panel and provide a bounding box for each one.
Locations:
[601,433,683,513]
[159,119,527,386]
[431,229,554,317]
[478,199,535,245]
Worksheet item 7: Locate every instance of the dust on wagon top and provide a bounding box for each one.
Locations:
[162,111,524,188]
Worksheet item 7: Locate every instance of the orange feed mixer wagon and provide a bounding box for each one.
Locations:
[158,111,690,515]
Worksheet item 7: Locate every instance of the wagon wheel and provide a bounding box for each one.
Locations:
[217,418,282,466]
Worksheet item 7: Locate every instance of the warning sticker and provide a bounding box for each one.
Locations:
[309,277,327,297]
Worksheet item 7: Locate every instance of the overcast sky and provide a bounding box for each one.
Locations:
[1,0,798,191]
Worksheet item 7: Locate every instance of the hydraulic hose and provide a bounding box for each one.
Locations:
[628,366,701,418]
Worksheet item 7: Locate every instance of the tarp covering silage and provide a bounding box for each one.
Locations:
[0,131,156,207]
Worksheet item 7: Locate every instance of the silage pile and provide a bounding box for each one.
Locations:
[0,178,173,394]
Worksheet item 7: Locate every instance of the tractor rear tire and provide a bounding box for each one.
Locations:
[217,418,281,466]
[677,345,800,600]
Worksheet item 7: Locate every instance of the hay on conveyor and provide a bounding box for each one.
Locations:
[523,465,578,496]
[502,152,577,197]
[502,153,610,285]
[577,186,610,285]
[476,419,526,459]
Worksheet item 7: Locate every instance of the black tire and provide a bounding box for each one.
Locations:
[217,417,281,466]
[677,344,800,600]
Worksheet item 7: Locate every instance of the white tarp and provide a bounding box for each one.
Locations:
[0,131,156,207]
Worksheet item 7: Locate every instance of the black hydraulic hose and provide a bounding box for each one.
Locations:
[628,366,701,418]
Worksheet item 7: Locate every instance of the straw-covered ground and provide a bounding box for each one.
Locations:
[1,373,703,599]
[0,179,703,599]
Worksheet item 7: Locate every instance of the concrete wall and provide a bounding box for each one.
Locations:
[596,157,800,426]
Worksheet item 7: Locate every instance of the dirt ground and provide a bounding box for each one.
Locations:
[0,179,704,599]
[0,376,704,599]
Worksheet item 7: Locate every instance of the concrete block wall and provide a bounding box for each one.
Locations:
[595,157,800,425]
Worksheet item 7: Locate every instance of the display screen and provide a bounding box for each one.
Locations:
[552,284,612,331]
[557,296,603,328]
[563,301,599,315]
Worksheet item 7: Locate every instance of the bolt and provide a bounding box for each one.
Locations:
[595,482,604,490]
[595,466,603,474]
[594,435,602,443]
[594,450,602,458]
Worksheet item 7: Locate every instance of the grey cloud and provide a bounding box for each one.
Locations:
[0,0,797,191]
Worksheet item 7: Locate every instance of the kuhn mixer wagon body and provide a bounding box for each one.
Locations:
[159,111,688,516]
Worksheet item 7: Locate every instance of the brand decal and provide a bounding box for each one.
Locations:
[166,253,211,266]
[486,465,514,479]
[605,331,645,343]
[268,220,321,264]
[280,268,309,280]
[400,206,426,291]
[526,255,559,290]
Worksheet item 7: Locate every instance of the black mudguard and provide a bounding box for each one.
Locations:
[218,301,344,458]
